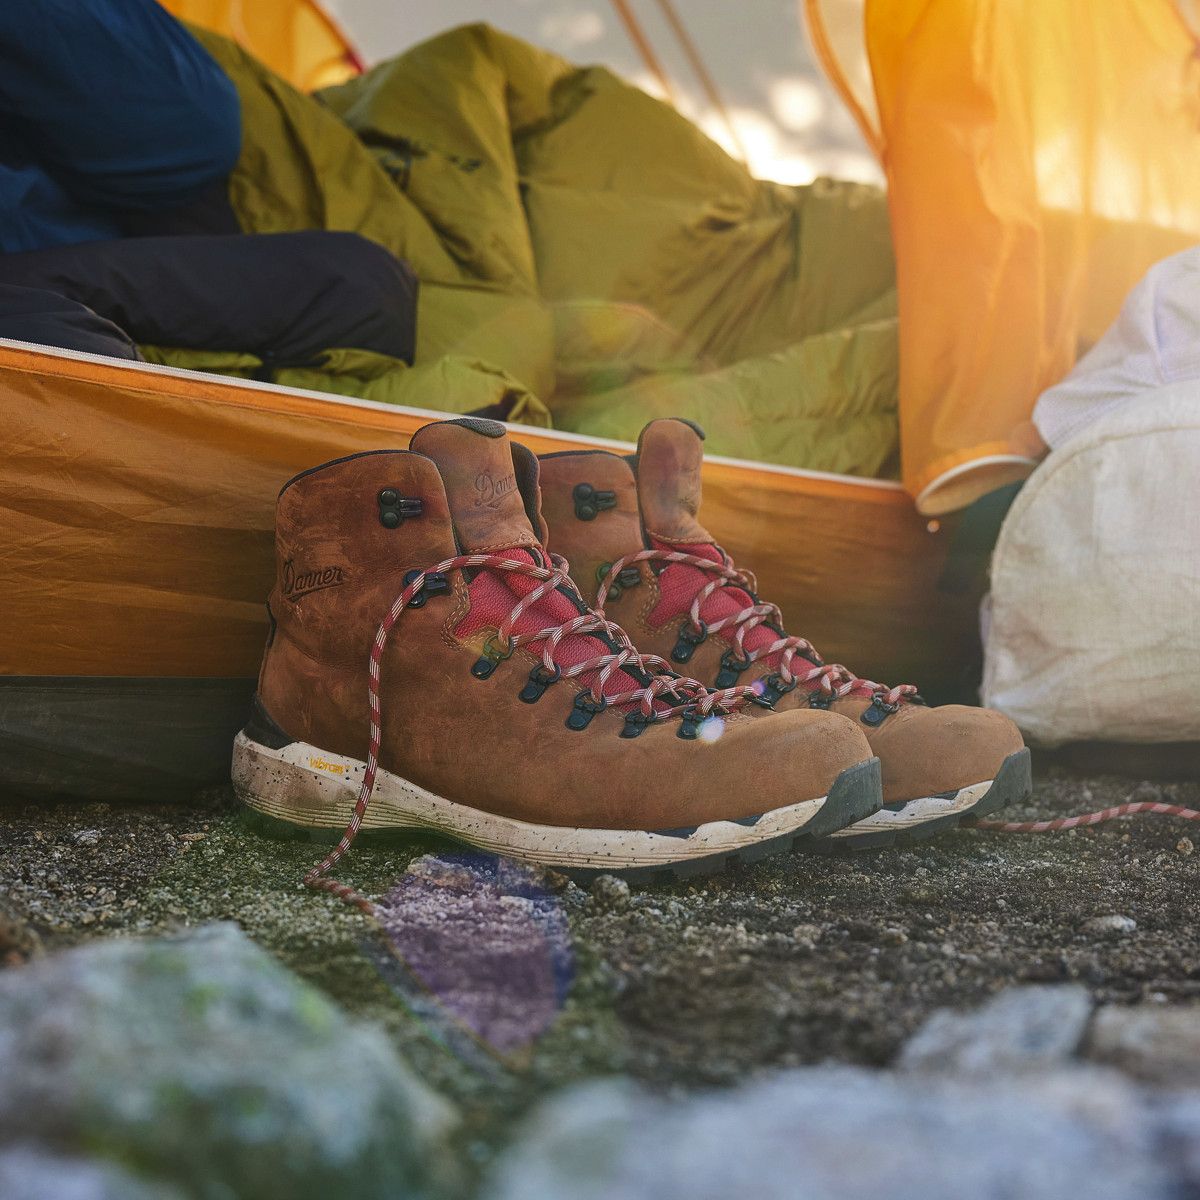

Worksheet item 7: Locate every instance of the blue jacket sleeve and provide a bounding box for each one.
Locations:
[0,0,241,212]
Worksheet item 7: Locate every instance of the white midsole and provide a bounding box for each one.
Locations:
[825,778,992,838]
[231,732,828,870]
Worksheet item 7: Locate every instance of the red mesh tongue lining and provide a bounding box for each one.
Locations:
[651,539,785,662]
[455,550,668,711]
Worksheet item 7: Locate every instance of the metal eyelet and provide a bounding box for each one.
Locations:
[713,648,751,689]
[519,662,561,703]
[676,704,705,740]
[670,619,708,664]
[565,690,608,731]
[620,711,654,739]
[470,633,514,679]
[573,483,618,521]
[378,488,422,529]
[860,694,902,727]
[757,672,797,709]
[403,569,450,608]
[596,562,642,603]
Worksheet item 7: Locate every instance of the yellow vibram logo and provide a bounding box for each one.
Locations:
[308,756,345,776]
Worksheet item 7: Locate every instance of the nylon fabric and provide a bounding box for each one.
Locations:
[456,551,670,713]
[170,22,899,475]
[0,0,241,252]
[158,0,360,92]
[982,386,1200,747]
[854,0,1200,511]
[650,538,782,660]
[640,537,922,705]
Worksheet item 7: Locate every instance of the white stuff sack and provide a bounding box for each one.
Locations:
[981,386,1200,747]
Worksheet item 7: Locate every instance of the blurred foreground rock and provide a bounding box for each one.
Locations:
[484,1066,1163,1200]
[486,985,1200,1200]
[0,922,455,1200]
[0,1147,185,1200]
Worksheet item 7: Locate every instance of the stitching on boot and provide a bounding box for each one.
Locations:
[470,535,540,554]
[441,574,473,649]
[644,530,708,547]
[637,571,663,634]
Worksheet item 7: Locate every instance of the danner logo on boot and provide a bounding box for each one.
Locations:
[282,559,346,601]
[473,470,517,509]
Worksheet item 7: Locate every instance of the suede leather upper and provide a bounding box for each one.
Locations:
[256,421,875,829]
[538,418,1025,804]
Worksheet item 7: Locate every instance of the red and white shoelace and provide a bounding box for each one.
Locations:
[304,551,758,912]
[597,547,919,707]
[970,799,1200,833]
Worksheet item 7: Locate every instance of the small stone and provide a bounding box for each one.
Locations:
[790,923,823,944]
[1128,782,1163,804]
[1082,915,1137,937]
[880,928,909,947]
[588,875,631,913]
[1177,838,1194,857]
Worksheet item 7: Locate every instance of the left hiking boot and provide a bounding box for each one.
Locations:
[536,418,1031,848]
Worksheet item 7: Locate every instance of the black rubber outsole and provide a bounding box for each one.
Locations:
[811,747,1033,853]
[237,755,883,886]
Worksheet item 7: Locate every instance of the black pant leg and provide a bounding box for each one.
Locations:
[0,231,418,365]
[0,283,143,360]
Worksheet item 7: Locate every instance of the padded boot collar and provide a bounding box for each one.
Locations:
[410,418,541,554]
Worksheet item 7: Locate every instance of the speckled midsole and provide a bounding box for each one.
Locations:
[825,780,994,838]
[232,731,847,871]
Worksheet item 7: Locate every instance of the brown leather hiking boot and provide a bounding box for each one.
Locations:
[536,418,1031,849]
[232,417,881,882]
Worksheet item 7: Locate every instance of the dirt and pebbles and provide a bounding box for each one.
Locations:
[3,762,1200,1155]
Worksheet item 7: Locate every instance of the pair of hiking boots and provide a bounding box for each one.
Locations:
[233,417,1030,882]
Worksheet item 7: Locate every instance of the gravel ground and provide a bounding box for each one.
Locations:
[3,763,1200,1154]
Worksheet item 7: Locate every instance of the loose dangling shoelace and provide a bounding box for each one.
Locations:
[969,800,1200,833]
[304,551,759,913]
[597,548,919,708]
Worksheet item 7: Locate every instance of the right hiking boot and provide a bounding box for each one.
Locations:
[232,417,881,882]
[535,417,1030,849]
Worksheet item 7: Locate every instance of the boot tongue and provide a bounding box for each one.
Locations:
[636,418,715,544]
[636,419,787,664]
[410,418,540,553]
